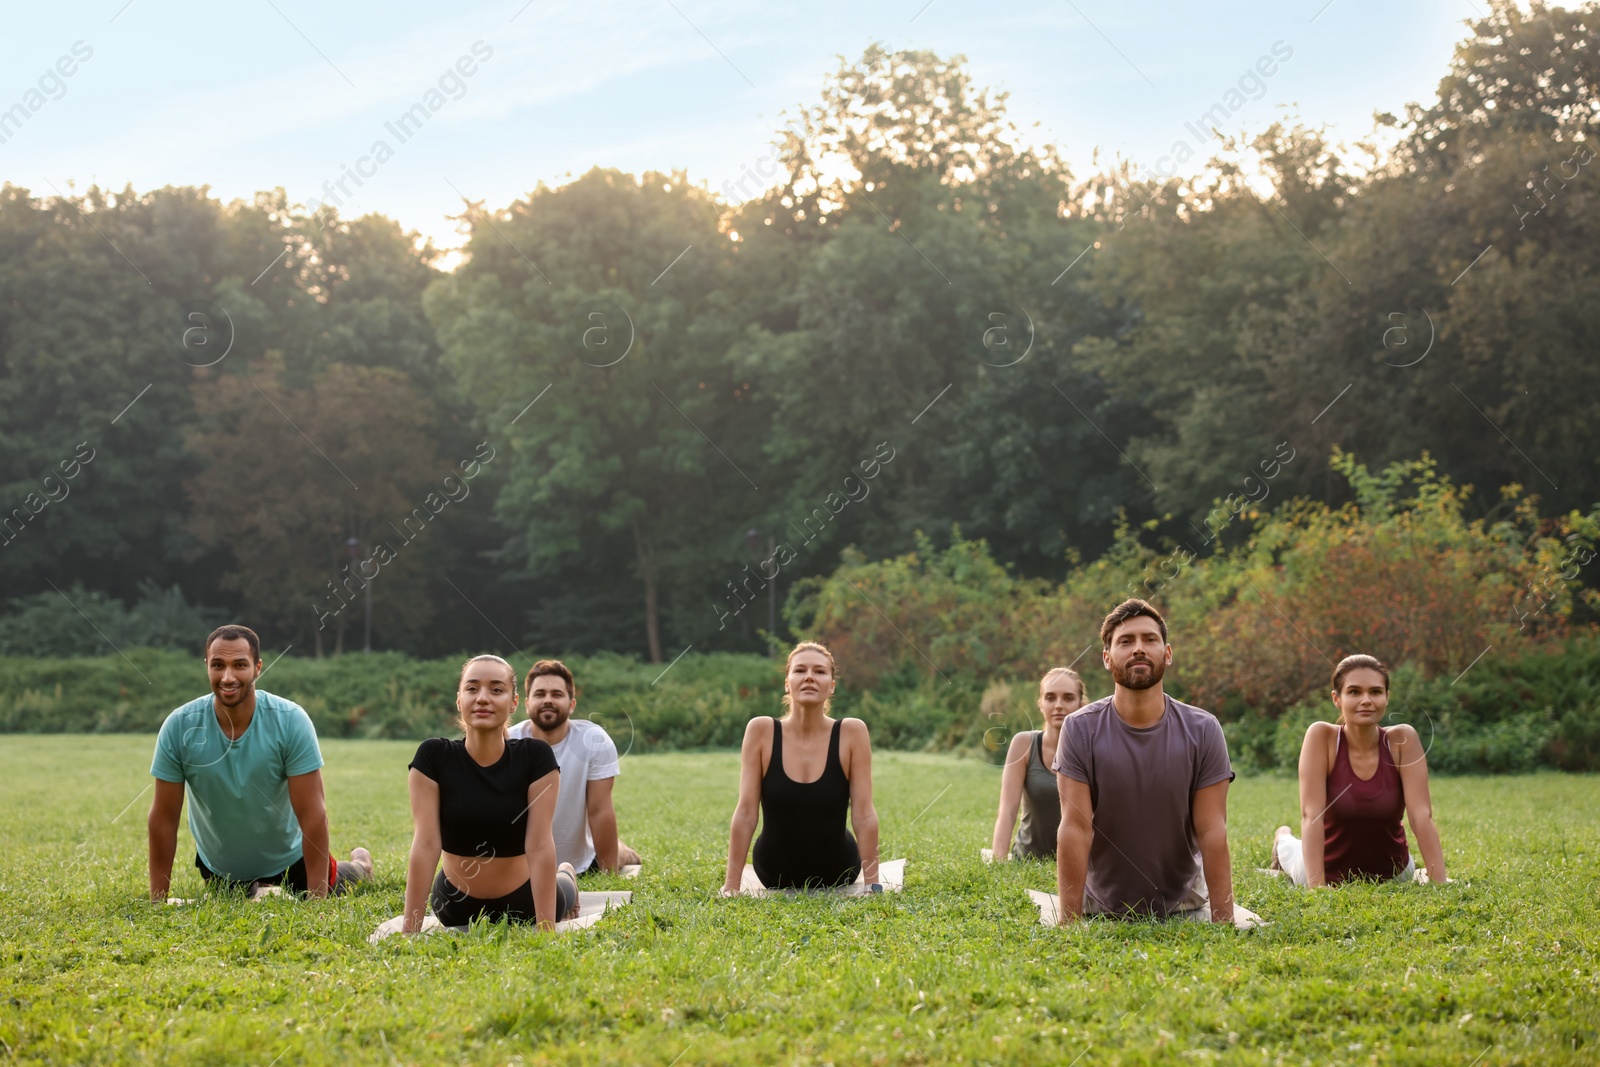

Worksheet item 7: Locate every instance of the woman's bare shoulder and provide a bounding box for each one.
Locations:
[838,717,873,751]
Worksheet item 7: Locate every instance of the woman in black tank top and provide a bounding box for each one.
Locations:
[721,642,880,892]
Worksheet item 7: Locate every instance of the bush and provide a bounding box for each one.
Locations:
[0,582,221,657]
[786,451,1600,772]
[1548,704,1600,771]
[0,649,783,745]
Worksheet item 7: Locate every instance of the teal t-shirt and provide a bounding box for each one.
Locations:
[150,690,324,882]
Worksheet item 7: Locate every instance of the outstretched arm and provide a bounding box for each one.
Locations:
[287,770,332,898]
[721,718,768,894]
[147,779,185,901]
[989,732,1032,859]
[843,719,879,884]
[1193,779,1234,923]
[586,777,621,873]
[403,770,442,932]
[1055,774,1093,924]
[1393,725,1447,882]
[524,770,562,931]
[1298,723,1332,887]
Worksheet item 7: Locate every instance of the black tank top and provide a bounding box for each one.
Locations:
[752,717,862,889]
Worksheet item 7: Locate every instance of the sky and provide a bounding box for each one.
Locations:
[2,0,1482,260]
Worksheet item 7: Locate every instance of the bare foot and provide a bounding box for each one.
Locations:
[349,847,374,881]
[1268,826,1291,871]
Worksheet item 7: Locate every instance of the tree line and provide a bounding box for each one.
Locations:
[1,3,1595,662]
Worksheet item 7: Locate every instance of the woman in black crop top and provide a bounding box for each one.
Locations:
[402,655,577,931]
[721,641,880,892]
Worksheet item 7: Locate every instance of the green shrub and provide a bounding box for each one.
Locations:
[1547,704,1600,771]
[0,582,220,657]
[0,649,787,748]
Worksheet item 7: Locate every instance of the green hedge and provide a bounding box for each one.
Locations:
[0,650,982,753]
[1235,634,1600,774]
[0,649,779,746]
[4,638,1596,770]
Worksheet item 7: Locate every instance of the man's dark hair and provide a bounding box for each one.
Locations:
[525,658,575,698]
[1099,599,1168,648]
[204,624,261,662]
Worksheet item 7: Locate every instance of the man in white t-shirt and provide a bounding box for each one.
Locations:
[506,659,639,873]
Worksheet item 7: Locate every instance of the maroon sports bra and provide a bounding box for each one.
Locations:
[1322,726,1411,883]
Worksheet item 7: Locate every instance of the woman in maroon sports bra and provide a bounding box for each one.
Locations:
[1271,654,1449,886]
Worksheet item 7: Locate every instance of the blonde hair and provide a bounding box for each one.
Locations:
[456,654,518,732]
[1039,666,1085,702]
[781,641,837,715]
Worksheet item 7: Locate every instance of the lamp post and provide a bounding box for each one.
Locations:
[346,535,371,653]
[744,527,776,644]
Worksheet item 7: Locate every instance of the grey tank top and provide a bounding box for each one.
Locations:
[1013,731,1061,859]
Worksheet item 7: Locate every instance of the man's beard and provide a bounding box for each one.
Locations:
[533,705,569,728]
[213,682,253,707]
[1111,656,1165,690]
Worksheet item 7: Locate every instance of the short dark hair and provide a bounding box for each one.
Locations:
[1099,599,1168,648]
[525,659,575,698]
[205,624,261,662]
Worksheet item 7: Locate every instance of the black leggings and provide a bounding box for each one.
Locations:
[430,869,577,927]
[195,853,363,896]
[753,830,861,890]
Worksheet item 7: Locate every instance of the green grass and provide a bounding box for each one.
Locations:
[1,737,1596,1065]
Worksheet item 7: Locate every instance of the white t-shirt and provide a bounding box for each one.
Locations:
[506,717,620,871]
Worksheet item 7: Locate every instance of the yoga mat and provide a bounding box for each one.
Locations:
[367,890,632,942]
[1256,865,1444,885]
[1027,889,1266,929]
[165,883,286,905]
[734,858,906,897]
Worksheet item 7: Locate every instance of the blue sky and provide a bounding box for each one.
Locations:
[3,0,1479,257]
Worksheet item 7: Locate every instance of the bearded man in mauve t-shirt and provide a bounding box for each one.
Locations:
[1053,599,1257,926]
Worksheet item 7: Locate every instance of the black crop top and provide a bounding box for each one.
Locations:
[408,737,559,858]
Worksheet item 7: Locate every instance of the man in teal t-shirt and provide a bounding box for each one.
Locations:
[147,625,372,898]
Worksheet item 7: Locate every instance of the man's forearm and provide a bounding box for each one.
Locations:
[591,808,620,872]
[300,813,331,897]
[148,821,177,901]
[1199,833,1234,922]
[1055,825,1091,923]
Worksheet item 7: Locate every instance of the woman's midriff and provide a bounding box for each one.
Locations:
[440,852,532,897]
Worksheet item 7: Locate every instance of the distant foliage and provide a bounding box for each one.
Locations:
[785,532,1079,689]
[790,452,1600,771]
[1172,450,1598,714]
[0,582,219,658]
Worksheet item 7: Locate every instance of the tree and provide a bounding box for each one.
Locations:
[428,169,748,662]
[186,356,446,655]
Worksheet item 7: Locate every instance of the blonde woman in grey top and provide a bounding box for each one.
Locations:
[989,668,1085,860]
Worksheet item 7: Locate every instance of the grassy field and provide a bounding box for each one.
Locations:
[0,737,1595,1065]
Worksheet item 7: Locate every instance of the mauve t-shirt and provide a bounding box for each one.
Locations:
[1052,694,1233,917]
